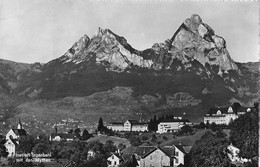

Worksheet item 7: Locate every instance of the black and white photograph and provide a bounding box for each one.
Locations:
[0,0,259,166]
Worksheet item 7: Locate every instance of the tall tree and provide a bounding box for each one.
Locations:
[97,117,104,132]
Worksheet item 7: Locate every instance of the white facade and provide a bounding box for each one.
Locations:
[204,107,247,125]
[107,124,124,131]
[132,125,148,132]
[172,146,185,166]
[140,148,172,167]
[5,140,16,157]
[107,154,121,167]
[107,120,148,132]
[6,129,19,140]
[157,121,192,134]
[123,121,132,131]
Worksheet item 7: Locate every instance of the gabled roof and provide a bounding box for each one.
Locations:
[161,146,176,158]
[109,153,123,160]
[174,145,192,154]
[122,146,156,158]
[11,129,28,137]
[108,122,124,125]
[126,120,139,124]
[50,133,75,140]
[205,103,254,116]
[122,146,176,159]
[6,138,18,146]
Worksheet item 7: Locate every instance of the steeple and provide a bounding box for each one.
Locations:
[54,123,58,133]
[17,119,23,129]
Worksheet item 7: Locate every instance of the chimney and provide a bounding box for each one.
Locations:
[179,141,182,145]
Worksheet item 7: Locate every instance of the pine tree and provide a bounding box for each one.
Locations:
[97,117,104,132]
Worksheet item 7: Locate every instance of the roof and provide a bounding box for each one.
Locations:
[132,122,148,126]
[160,119,190,123]
[122,146,176,159]
[109,153,123,160]
[107,122,124,126]
[12,129,28,137]
[126,120,139,124]
[122,146,156,158]
[50,133,75,140]
[174,145,192,154]
[205,104,254,116]
[6,138,19,146]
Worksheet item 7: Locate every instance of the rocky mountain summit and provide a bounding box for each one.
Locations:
[56,14,237,76]
[0,14,259,134]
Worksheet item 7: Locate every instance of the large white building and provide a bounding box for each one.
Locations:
[107,120,148,132]
[204,104,253,125]
[157,118,192,134]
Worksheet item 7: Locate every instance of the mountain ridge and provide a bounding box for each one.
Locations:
[0,14,259,134]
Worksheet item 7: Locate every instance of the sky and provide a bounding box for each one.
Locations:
[0,0,259,64]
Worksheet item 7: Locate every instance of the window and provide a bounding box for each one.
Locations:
[176,158,178,164]
[161,156,163,160]
[175,151,179,156]
[150,155,152,160]
[112,155,114,159]
[114,161,117,165]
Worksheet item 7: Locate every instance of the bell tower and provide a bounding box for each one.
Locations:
[17,119,23,129]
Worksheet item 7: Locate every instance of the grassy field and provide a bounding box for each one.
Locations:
[86,134,131,147]
[160,129,208,146]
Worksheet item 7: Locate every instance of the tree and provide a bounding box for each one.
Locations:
[32,142,50,154]
[97,117,104,132]
[74,128,81,138]
[104,140,117,153]
[17,136,35,154]
[229,109,258,163]
[0,138,8,158]
[127,154,139,167]
[180,125,193,135]
[81,129,92,140]
[189,131,232,167]
[198,122,206,129]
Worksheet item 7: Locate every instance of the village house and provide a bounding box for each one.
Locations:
[157,117,192,134]
[121,146,177,167]
[204,103,253,125]
[169,142,192,166]
[107,153,124,167]
[107,120,148,132]
[5,120,28,157]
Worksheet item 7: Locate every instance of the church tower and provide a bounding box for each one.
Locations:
[17,119,23,129]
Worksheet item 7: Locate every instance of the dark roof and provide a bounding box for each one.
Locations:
[122,146,156,158]
[50,133,75,140]
[205,106,254,116]
[161,146,175,158]
[122,146,176,159]
[132,122,148,126]
[12,129,28,137]
[160,119,190,123]
[7,139,19,146]
[126,120,139,124]
[108,122,124,125]
[174,145,192,154]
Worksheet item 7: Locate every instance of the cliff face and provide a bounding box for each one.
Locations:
[55,15,237,75]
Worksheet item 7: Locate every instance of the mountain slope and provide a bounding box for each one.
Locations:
[0,14,258,134]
